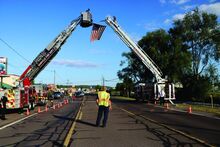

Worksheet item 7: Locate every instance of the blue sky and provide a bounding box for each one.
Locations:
[0,0,219,87]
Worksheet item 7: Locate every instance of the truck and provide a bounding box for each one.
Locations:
[104,16,175,104]
[0,10,93,111]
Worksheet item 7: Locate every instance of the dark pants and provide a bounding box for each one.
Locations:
[0,107,6,120]
[96,106,109,127]
[160,97,164,105]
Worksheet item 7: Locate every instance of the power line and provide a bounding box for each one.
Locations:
[0,37,30,63]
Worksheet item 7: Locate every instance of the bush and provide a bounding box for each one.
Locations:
[179,74,212,101]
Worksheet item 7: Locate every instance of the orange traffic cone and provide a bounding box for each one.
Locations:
[166,103,169,109]
[38,107,41,113]
[45,105,48,112]
[26,108,30,115]
[164,103,169,112]
[188,105,192,113]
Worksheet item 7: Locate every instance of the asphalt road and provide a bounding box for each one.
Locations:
[70,96,208,147]
[0,96,219,146]
[0,98,83,147]
[111,97,220,146]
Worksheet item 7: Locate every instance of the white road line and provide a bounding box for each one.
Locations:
[0,113,38,130]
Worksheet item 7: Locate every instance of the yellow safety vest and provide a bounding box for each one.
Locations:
[98,91,110,107]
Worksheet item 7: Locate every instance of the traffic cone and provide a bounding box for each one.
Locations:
[166,103,169,109]
[188,105,192,113]
[26,108,30,115]
[38,107,41,113]
[163,103,169,112]
[45,105,48,112]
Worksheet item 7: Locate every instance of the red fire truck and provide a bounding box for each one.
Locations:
[0,10,93,111]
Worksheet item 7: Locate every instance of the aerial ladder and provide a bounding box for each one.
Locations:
[105,16,175,104]
[11,10,93,110]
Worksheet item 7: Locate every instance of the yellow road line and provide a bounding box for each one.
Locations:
[119,107,214,147]
[63,98,85,147]
[79,112,83,120]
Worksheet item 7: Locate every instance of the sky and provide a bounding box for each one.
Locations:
[0,0,220,87]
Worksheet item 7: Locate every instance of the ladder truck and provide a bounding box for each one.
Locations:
[2,10,93,111]
[105,16,175,104]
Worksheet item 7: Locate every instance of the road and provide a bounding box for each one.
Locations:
[111,96,220,146]
[0,98,82,147]
[0,95,219,146]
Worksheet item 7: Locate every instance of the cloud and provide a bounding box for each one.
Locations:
[159,0,166,4]
[173,13,185,20]
[52,59,101,68]
[199,2,220,16]
[164,2,220,26]
[170,0,190,5]
[164,19,171,25]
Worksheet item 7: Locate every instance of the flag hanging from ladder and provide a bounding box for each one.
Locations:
[90,23,106,42]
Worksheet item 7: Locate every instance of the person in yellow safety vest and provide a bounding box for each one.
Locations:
[96,86,112,127]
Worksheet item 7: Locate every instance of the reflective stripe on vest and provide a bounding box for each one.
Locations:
[98,91,110,107]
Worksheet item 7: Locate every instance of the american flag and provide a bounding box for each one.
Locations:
[90,23,106,42]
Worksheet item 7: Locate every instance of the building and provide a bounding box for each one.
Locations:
[0,74,19,88]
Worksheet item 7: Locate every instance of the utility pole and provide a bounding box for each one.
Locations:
[102,76,105,87]
[53,70,56,86]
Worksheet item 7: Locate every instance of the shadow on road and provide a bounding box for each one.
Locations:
[76,120,97,127]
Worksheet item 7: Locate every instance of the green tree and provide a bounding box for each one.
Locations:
[204,63,219,90]
[115,82,126,96]
[170,8,220,77]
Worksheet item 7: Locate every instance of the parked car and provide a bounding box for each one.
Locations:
[52,91,63,99]
[74,91,84,97]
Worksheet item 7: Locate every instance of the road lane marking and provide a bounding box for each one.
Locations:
[79,112,83,120]
[119,107,214,147]
[0,113,38,130]
[63,97,85,147]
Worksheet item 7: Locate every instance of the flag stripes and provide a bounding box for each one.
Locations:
[90,23,106,42]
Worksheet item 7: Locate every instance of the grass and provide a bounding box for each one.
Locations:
[175,103,220,117]
[111,96,220,117]
[111,96,136,101]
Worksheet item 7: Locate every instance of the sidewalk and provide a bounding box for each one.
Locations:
[69,97,201,147]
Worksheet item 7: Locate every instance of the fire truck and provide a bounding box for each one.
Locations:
[104,17,175,104]
[0,10,93,111]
